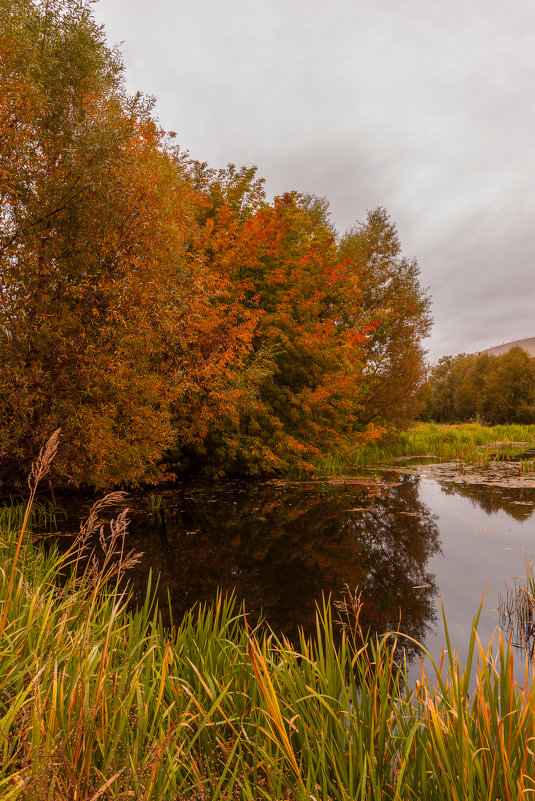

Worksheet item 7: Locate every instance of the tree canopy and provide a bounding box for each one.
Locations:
[0,0,431,487]
[339,207,431,430]
[425,347,535,424]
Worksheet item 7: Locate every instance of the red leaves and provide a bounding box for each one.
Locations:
[173,179,383,475]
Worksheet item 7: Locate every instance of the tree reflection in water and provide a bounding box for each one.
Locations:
[118,475,440,663]
[439,482,535,521]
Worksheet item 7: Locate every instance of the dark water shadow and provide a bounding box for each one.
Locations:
[55,475,441,663]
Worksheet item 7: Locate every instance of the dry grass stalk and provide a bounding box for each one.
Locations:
[82,502,143,590]
[334,583,364,636]
[72,491,131,573]
[28,428,61,491]
[0,429,61,640]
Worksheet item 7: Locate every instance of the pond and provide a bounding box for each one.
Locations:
[53,459,535,675]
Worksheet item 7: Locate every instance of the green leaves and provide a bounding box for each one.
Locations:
[338,207,432,431]
[428,347,535,424]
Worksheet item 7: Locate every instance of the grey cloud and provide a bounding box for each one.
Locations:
[94,0,535,363]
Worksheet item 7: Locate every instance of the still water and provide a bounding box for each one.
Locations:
[57,468,535,671]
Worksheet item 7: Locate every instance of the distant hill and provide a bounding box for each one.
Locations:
[477,337,535,357]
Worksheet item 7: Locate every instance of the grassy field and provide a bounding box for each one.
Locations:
[313,422,535,474]
[1,486,535,798]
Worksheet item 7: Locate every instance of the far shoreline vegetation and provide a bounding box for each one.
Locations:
[312,421,535,475]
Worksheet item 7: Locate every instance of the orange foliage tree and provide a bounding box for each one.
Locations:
[0,0,255,486]
[179,168,383,475]
[1,2,431,486]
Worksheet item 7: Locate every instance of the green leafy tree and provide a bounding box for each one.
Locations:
[338,207,432,430]
[479,347,535,424]
[427,347,535,423]
[454,353,490,419]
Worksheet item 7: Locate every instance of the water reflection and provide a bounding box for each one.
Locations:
[100,475,442,661]
[498,573,535,657]
[439,482,535,521]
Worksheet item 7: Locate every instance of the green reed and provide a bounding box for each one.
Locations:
[313,422,535,474]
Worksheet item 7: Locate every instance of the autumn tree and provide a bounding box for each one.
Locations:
[238,192,376,472]
[175,173,432,476]
[338,207,432,429]
[178,171,382,475]
[0,0,255,486]
[0,1,434,485]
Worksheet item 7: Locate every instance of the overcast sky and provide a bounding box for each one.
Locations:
[94,0,534,362]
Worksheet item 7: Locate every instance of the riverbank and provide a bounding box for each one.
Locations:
[1,493,535,799]
[4,423,534,502]
[313,422,535,474]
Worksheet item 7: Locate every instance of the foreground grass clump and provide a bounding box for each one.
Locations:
[1,515,535,797]
[1,439,535,799]
[314,422,535,473]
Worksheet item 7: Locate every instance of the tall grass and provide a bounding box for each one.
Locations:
[313,422,535,474]
[1,508,535,797]
[2,437,535,798]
